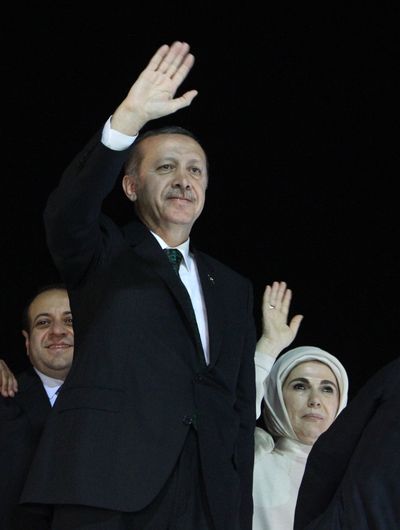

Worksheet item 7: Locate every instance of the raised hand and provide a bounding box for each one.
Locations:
[0,359,18,397]
[111,41,198,136]
[257,281,304,359]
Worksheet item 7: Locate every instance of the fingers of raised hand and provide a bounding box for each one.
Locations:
[265,281,289,311]
[263,285,274,310]
[148,41,193,78]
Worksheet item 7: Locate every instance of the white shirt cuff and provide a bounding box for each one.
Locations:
[101,116,138,151]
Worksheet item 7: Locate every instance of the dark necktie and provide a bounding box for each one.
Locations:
[164,248,183,276]
[164,248,205,374]
[164,247,199,325]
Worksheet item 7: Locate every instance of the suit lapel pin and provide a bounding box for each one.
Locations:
[207,274,215,285]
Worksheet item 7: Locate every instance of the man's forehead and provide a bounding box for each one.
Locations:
[30,290,70,316]
[141,134,205,157]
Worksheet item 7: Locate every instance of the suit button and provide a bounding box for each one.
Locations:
[194,373,203,383]
[182,415,193,425]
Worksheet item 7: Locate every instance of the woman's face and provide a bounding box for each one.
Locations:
[282,360,340,445]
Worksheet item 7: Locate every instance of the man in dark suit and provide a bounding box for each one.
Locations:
[20,41,257,530]
[0,284,73,529]
[293,355,400,530]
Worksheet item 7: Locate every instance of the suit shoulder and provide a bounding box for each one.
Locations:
[195,250,252,285]
[360,357,400,393]
[0,393,23,418]
[17,368,41,387]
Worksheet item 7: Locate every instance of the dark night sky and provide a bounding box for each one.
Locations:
[2,4,399,398]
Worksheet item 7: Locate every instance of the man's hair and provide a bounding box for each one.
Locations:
[22,283,68,333]
[123,125,208,176]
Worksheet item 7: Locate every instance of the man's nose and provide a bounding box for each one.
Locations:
[48,322,67,335]
[172,169,191,188]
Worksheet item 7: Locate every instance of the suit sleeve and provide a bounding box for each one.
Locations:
[0,399,33,524]
[43,131,130,287]
[235,280,257,530]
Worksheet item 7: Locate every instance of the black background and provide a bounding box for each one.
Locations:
[2,4,399,398]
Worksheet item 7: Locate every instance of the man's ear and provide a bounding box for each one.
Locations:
[122,174,137,202]
[21,330,30,357]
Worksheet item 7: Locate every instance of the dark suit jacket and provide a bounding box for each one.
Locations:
[20,132,257,530]
[294,356,400,530]
[0,368,51,529]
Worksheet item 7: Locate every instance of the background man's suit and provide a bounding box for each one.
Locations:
[20,131,257,530]
[0,367,51,529]
[294,356,400,530]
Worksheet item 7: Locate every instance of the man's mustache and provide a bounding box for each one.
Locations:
[165,190,195,201]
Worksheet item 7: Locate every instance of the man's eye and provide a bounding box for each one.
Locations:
[36,320,50,327]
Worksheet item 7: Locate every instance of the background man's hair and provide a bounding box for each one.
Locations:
[22,283,67,332]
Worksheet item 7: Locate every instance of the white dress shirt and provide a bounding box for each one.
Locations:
[34,368,64,407]
[152,233,210,364]
[101,116,138,150]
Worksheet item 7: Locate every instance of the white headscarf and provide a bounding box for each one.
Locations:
[263,345,349,441]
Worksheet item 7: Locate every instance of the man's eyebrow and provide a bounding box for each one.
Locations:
[33,311,72,321]
[32,312,51,322]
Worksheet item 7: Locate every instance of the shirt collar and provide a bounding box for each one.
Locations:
[34,367,64,389]
[151,232,192,271]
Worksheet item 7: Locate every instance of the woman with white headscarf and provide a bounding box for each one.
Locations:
[252,282,349,530]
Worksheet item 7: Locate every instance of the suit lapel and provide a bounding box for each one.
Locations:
[123,221,206,365]
[195,252,225,368]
